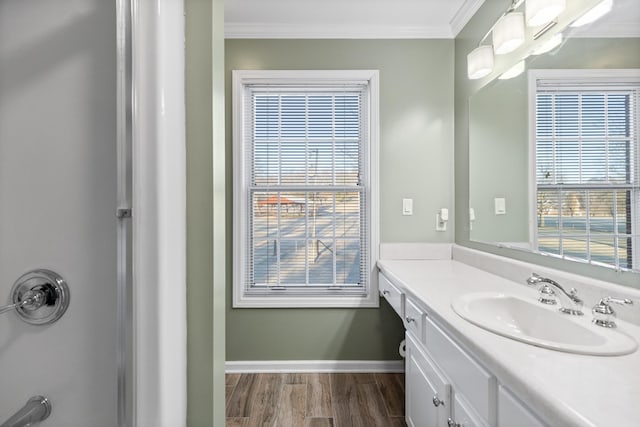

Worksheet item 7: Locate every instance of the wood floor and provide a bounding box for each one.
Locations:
[226,372,407,427]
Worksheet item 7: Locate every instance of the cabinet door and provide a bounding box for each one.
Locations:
[498,386,547,427]
[451,394,486,427]
[406,333,451,427]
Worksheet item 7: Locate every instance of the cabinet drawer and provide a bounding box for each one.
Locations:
[425,316,497,425]
[379,272,404,318]
[498,386,547,427]
[404,298,425,342]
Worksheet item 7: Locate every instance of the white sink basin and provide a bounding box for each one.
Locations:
[451,292,637,356]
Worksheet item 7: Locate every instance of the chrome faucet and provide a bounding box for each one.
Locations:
[526,273,584,315]
[1,396,51,427]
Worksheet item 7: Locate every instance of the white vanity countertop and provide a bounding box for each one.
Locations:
[378,258,640,427]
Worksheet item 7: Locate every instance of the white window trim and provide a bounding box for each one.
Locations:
[527,69,640,270]
[232,70,380,308]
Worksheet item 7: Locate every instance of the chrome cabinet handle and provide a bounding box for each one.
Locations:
[405,316,415,324]
[382,289,389,295]
[447,418,460,427]
[432,395,442,407]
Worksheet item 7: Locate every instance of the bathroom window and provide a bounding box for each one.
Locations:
[232,70,379,307]
[530,70,640,271]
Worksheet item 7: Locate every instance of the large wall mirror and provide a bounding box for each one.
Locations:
[469,0,640,273]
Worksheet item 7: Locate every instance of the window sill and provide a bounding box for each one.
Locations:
[232,292,380,308]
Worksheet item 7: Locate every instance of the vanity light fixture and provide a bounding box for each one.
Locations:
[532,32,563,54]
[493,12,526,54]
[467,45,494,79]
[526,0,566,27]
[570,0,613,27]
[498,60,526,79]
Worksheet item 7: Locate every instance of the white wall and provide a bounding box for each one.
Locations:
[0,1,118,425]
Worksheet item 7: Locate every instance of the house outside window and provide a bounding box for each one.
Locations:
[233,70,380,307]
[530,69,640,271]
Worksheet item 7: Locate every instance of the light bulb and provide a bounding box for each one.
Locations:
[499,61,526,80]
[532,33,563,55]
[493,12,525,55]
[467,45,494,80]
[526,0,566,27]
[571,0,613,27]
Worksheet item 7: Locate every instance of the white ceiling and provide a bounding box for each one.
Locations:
[224,0,484,39]
[224,0,640,39]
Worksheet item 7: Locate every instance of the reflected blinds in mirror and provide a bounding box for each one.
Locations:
[243,85,369,294]
[535,79,639,270]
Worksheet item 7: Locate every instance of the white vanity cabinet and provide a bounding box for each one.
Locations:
[497,386,546,427]
[452,395,485,427]
[379,271,404,317]
[378,270,549,427]
[405,332,451,427]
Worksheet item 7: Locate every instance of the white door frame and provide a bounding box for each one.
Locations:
[121,1,187,426]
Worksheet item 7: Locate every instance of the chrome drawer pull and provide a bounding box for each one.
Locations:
[447,418,460,427]
[405,316,415,324]
[382,289,390,295]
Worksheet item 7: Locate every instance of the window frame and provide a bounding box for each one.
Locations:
[528,68,640,271]
[232,70,380,308]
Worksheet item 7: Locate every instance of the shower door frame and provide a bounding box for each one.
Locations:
[117,1,187,426]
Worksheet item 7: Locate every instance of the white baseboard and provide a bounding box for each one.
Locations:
[225,360,404,374]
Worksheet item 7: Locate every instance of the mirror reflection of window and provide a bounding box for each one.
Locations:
[532,71,640,270]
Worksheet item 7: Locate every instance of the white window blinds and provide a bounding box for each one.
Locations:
[534,78,640,270]
[243,84,370,294]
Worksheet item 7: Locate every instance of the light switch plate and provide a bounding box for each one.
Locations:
[402,198,413,216]
[495,197,506,215]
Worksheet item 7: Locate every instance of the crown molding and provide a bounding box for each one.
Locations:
[450,0,486,37]
[225,22,455,39]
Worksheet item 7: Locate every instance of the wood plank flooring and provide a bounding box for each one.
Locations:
[226,373,407,427]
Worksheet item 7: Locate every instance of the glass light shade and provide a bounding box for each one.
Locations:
[571,0,613,27]
[498,61,526,80]
[467,45,494,79]
[493,12,525,55]
[526,0,566,27]
[532,33,563,54]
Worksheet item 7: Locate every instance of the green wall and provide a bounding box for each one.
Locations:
[185,0,225,426]
[225,39,455,361]
[454,0,640,288]
[469,74,529,244]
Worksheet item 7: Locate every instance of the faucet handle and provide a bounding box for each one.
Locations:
[537,284,557,305]
[525,273,542,286]
[604,296,633,306]
[592,297,633,328]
